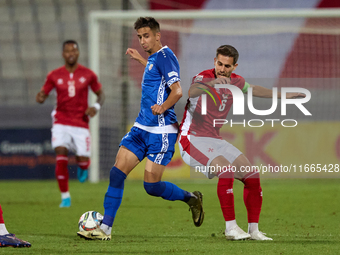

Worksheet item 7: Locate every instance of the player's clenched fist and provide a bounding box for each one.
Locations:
[286,92,306,99]
[36,90,47,103]
[126,48,147,66]
[151,104,165,115]
[85,107,98,117]
[212,77,231,85]
[126,48,142,60]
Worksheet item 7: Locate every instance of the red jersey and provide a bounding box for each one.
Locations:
[42,64,102,129]
[180,68,247,139]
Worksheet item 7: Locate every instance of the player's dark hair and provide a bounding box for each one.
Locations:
[62,40,79,50]
[134,17,160,33]
[216,45,239,65]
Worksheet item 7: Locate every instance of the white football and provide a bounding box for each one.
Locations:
[78,211,103,232]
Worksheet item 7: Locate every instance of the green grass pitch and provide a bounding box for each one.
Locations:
[0,178,339,254]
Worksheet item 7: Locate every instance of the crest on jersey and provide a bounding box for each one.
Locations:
[79,76,86,83]
[57,78,63,85]
[149,64,153,71]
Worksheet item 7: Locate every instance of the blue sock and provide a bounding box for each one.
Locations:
[102,166,126,227]
[144,181,192,202]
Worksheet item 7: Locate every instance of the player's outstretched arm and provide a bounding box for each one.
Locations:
[36,90,48,104]
[151,82,182,115]
[126,48,147,66]
[85,88,105,117]
[284,92,306,99]
[250,84,306,99]
[249,84,275,98]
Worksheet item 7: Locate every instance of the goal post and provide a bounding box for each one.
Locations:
[88,16,100,183]
[88,9,340,182]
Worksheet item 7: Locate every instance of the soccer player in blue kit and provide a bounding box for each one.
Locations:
[77,17,204,240]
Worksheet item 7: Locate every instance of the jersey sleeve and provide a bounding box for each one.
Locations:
[231,75,249,93]
[242,82,250,93]
[89,71,102,92]
[191,74,203,85]
[191,70,214,85]
[156,50,180,87]
[42,72,55,95]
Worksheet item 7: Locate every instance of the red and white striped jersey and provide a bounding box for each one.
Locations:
[179,68,246,139]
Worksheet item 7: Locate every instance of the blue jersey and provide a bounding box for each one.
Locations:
[134,46,180,133]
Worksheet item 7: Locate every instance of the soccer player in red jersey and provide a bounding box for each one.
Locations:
[36,40,105,208]
[179,45,305,240]
[0,204,31,247]
[118,44,304,241]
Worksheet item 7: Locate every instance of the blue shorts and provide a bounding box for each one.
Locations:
[119,126,177,166]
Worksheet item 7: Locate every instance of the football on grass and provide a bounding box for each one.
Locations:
[78,211,103,231]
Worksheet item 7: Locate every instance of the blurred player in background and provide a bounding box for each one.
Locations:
[179,45,305,240]
[77,17,204,241]
[0,204,31,247]
[36,40,105,208]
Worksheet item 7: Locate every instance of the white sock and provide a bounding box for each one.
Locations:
[225,220,237,232]
[61,192,70,199]
[248,223,259,233]
[100,223,112,235]
[0,224,9,235]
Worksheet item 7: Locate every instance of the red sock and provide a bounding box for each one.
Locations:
[77,159,90,170]
[242,172,262,223]
[0,204,4,224]
[55,155,69,192]
[217,171,235,221]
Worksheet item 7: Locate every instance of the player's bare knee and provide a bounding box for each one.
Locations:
[232,154,255,179]
[114,147,139,174]
[210,155,231,168]
[55,146,68,155]
[210,155,234,178]
[144,170,163,183]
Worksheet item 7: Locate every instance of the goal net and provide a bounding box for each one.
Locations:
[89,9,340,181]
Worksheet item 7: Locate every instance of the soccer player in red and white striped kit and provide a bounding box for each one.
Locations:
[36,40,105,207]
[179,45,305,240]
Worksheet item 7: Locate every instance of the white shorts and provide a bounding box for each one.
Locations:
[51,124,91,157]
[178,134,242,179]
